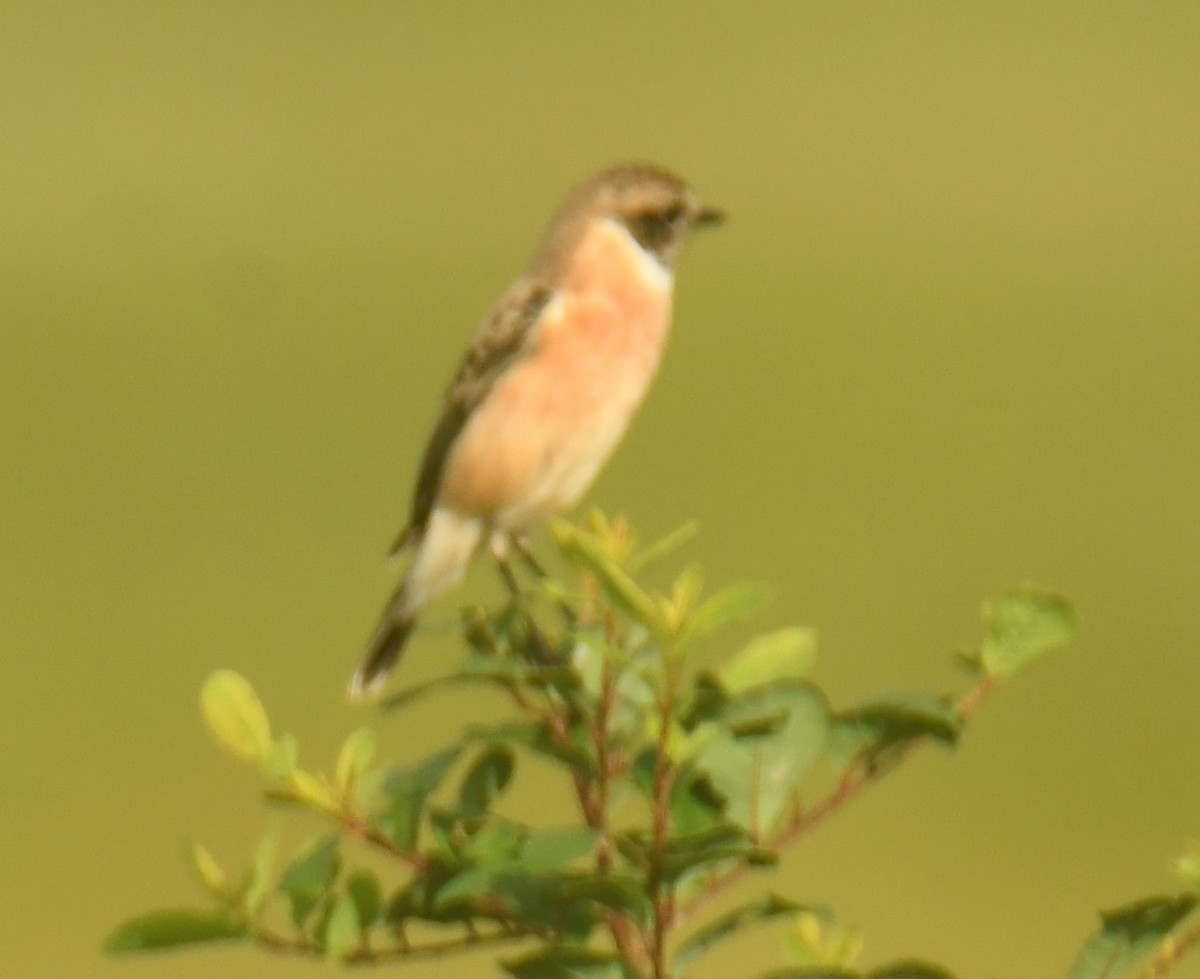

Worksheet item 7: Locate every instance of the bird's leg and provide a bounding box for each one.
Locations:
[487,532,562,664]
[511,534,548,579]
[510,533,577,626]
[489,534,522,596]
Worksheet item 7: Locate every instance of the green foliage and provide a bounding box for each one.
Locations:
[115,514,1200,979]
[690,682,829,835]
[200,669,271,762]
[553,518,665,638]
[376,742,461,850]
[673,894,809,973]
[717,628,817,695]
[1069,890,1200,979]
[459,745,516,822]
[1176,843,1200,891]
[828,694,961,772]
[505,948,639,979]
[1059,839,1200,979]
[959,586,1077,679]
[279,834,340,928]
[105,908,246,952]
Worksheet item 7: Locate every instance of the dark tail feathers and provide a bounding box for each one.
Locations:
[349,614,415,701]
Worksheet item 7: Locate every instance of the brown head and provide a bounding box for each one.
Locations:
[531,163,723,279]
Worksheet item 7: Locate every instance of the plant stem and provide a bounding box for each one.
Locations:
[340,811,427,871]
[595,614,616,850]
[596,617,656,976]
[1143,922,1200,979]
[649,661,681,979]
[508,613,648,974]
[545,702,599,823]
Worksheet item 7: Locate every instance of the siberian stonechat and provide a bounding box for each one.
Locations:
[350,163,722,699]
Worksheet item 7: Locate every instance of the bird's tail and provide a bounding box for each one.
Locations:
[349,603,415,701]
[349,507,486,701]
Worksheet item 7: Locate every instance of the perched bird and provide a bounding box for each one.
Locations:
[350,163,722,699]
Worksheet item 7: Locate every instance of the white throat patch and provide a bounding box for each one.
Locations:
[600,217,675,293]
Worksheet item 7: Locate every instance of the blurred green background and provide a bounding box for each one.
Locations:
[3,4,1198,977]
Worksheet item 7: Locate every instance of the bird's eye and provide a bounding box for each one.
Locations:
[627,207,683,255]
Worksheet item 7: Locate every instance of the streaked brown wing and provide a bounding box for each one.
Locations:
[389,280,554,554]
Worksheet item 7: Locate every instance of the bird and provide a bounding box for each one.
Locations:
[349,163,723,699]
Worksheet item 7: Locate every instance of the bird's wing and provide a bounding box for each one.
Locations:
[389,280,555,555]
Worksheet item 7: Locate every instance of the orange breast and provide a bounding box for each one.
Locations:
[439,220,673,526]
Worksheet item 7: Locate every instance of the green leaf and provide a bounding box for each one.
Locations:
[467,719,596,774]
[283,769,337,811]
[868,963,958,979]
[322,891,360,961]
[334,728,375,800]
[263,733,298,777]
[105,909,246,953]
[718,628,818,695]
[746,972,856,979]
[616,824,775,885]
[520,827,599,872]
[562,874,654,926]
[375,742,462,850]
[241,828,277,917]
[787,907,862,970]
[199,670,271,762]
[675,893,806,973]
[1069,894,1198,979]
[278,835,341,929]
[680,673,733,727]
[345,869,382,928]
[694,682,830,836]
[505,877,601,942]
[748,973,856,979]
[504,948,637,979]
[972,586,1077,678]
[679,582,771,649]
[462,816,527,864]
[829,693,961,768]
[608,664,659,742]
[426,808,459,857]
[570,630,610,701]
[462,602,575,667]
[552,521,665,636]
[1176,844,1200,890]
[459,745,515,821]
[670,775,727,836]
[438,870,598,939]
[188,842,228,899]
[627,519,700,573]
[433,866,495,908]
[386,851,471,924]
[663,563,706,632]
[660,825,777,883]
[667,720,721,766]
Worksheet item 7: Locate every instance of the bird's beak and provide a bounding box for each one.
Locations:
[692,204,725,229]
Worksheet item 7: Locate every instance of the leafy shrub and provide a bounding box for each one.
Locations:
[106,514,1199,979]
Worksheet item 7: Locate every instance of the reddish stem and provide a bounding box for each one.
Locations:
[649,676,680,979]
[341,812,426,872]
[1144,922,1200,979]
